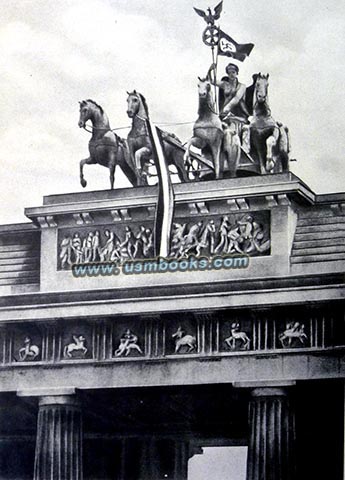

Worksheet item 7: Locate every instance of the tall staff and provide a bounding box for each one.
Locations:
[194,1,255,113]
[194,1,223,114]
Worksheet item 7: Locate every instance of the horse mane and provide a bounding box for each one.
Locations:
[138,93,149,116]
[81,99,104,115]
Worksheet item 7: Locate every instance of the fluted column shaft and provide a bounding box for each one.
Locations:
[246,388,296,480]
[34,395,83,480]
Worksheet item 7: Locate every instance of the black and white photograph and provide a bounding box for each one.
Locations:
[0,0,344,479]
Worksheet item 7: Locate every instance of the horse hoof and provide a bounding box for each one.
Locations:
[81,179,87,188]
[266,159,275,172]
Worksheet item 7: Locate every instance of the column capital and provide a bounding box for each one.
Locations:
[17,387,76,397]
[233,380,296,390]
[251,387,288,398]
[39,395,80,407]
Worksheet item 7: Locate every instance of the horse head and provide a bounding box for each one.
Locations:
[254,73,269,106]
[197,77,211,98]
[78,99,103,128]
[126,90,149,119]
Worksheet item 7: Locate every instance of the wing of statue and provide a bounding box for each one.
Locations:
[193,7,207,20]
[213,1,223,20]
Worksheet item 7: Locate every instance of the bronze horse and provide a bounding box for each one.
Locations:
[249,74,290,174]
[184,77,224,179]
[78,99,138,189]
[126,91,189,186]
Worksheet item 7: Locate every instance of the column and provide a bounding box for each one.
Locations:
[246,387,296,480]
[139,438,161,480]
[34,395,83,480]
[172,441,189,480]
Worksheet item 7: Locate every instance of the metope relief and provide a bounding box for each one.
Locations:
[18,337,40,361]
[170,212,270,259]
[225,322,251,351]
[63,335,88,359]
[279,322,308,348]
[114,329,143,357]
[58,224,154,270]
[172,326,197,354]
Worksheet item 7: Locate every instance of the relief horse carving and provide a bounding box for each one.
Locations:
[126,91,189,186]
[19,337,40,361]
[64,335,87,358]
[249,74,290,174]
[225,322,250,350]
[184,77,224,179]
[78,99,138,189]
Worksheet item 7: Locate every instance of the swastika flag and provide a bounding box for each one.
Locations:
[218,29,254,62]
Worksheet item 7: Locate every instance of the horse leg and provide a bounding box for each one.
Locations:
[244,336,250,350]
[80,157,96,188]
[184,137,205,166]
[167,145,189,183]
[242,125,250,154]
[258,149,267,175]
[183,138,194,166]
[109,161,116,190]
[212,132,224,179]
[223,126,241,177]
[65,347,72,358]
[109,153,116,190]
[250,130,266,175]
[119,147,139,187]
[135,147,150,186]
[266,128,279,172]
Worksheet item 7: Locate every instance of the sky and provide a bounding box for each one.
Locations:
[1,0,345,224]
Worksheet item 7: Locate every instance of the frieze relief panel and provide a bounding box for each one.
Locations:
[170,211,270,259]
[57,211,271,270]
[58,223,154,270]
[0,308,343,366]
